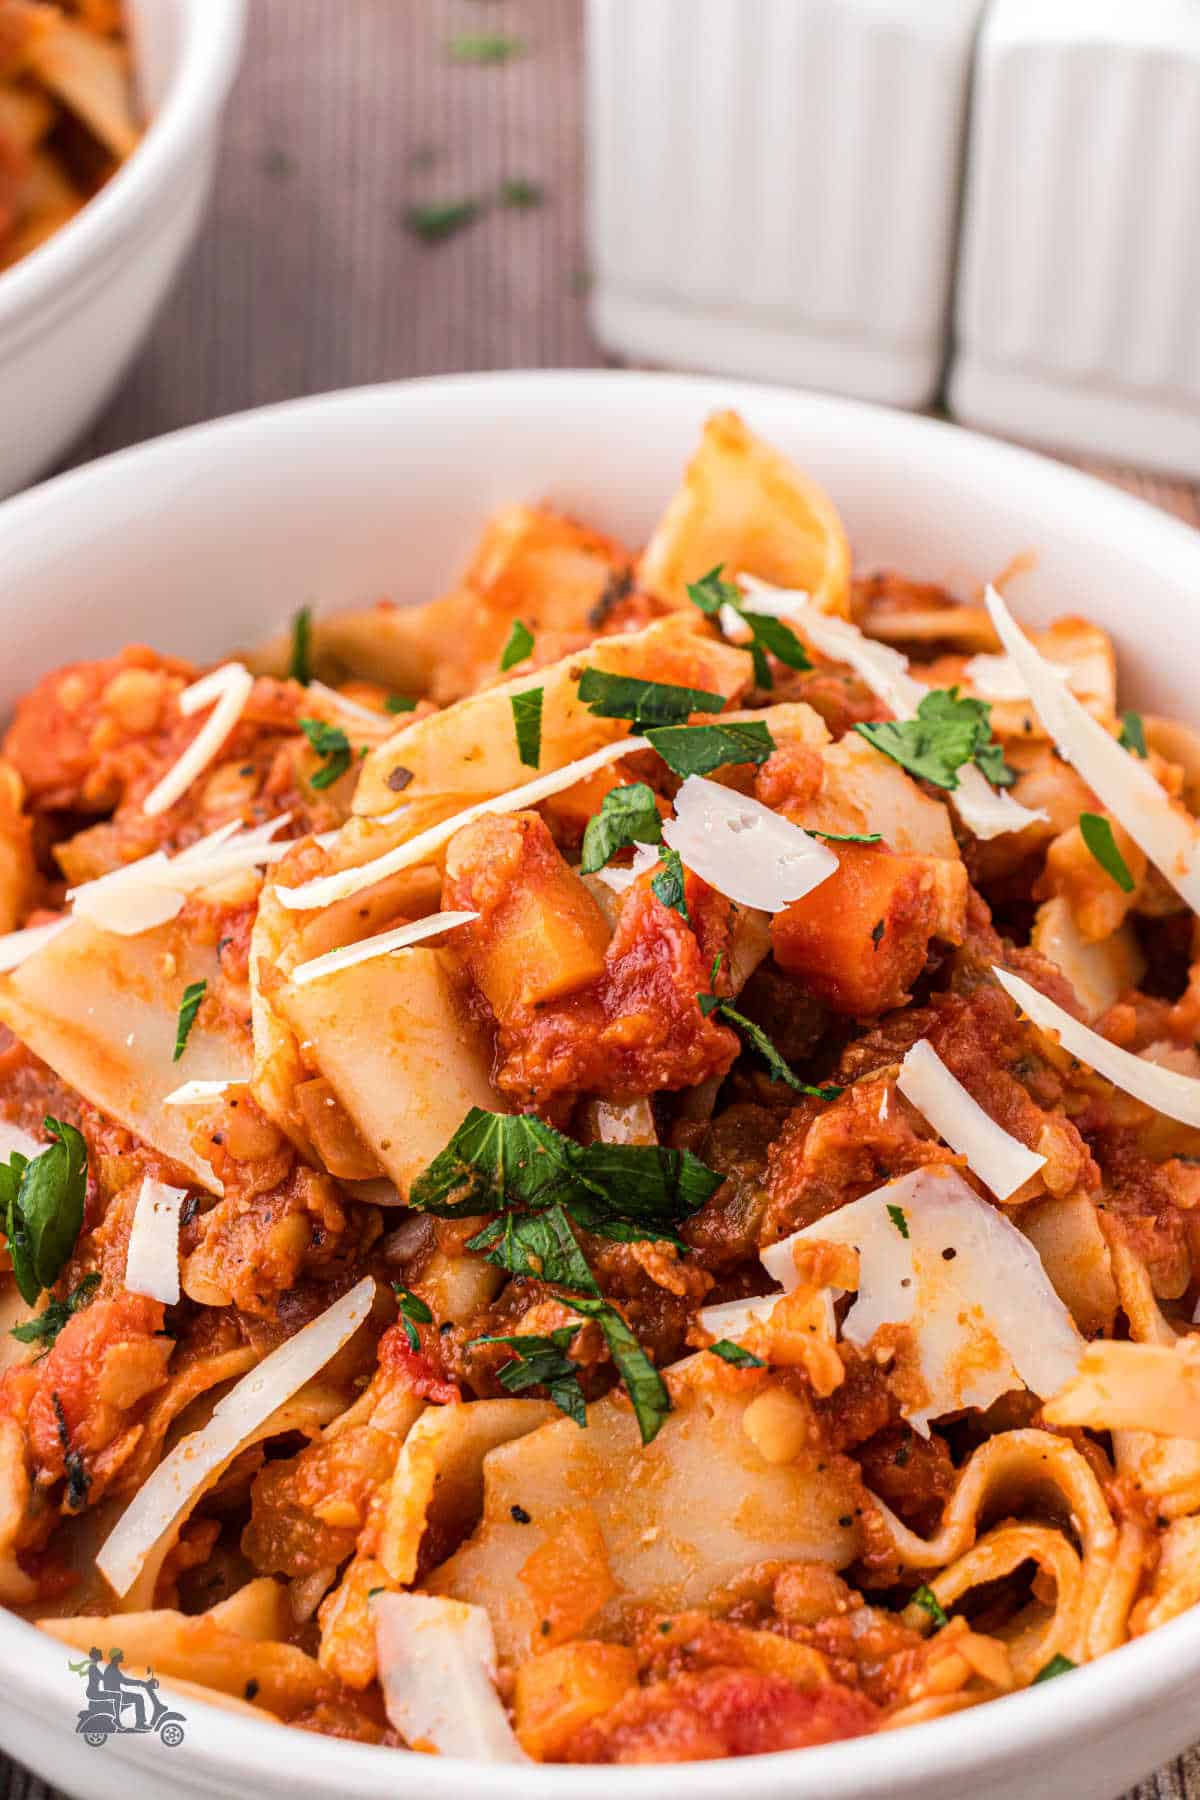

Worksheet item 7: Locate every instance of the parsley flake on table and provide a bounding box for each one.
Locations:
[404,198,480,243]
[1079,812,1135,892]
[172,980,207,1062]
[499,178,544,209]
[299,716,352,788]
[580,782,662,874]
[448,33,524,63]
[855,687,1015,791]
[511,686,543,767]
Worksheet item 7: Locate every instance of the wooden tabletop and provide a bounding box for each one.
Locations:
[8,2,1200,1796]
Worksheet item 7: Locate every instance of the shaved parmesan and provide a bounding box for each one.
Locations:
[0,1119,41,1161]
[964,652,1072,702]
[0,917,71,973]
[697,1293,784,1345]
[765,1166,1082,1434]
[306,681,396,736]
[740,577,1045,841]
[162,1078,237,1106]
[97,1276,374,1597]
[142,663,255,819]
[897,1038,1045,1201]
[591,841,660,895]
[994,964,1200,1128]
[276,735,650,912]
[373,1593,527,1761]
[123,1178,188,1305]
[661,775,837,912]
[985,585,1200,910]
[288,910,479,985]
[70,815,295,938]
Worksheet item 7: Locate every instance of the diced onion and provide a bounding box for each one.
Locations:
[897,1038,1046,1201]
[142,663,256,819]
[740,577,1046,842]
[985,584,1200,910]
[123,1177,188,1305]
[0,917,71,973]
[994,964,1200,1128]
[97,1276,375,1596]
[276,735,651,912]
[288,911,479,986]
[373,1593,527,1762]
[661,775,837,912]
[162,1078,238,1106]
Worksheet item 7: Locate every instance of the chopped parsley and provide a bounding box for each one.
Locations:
[1033,1653,1076,1684]
[1079,812,1135,892]
[887,1203,910,1239]
[385,693,417,714]
[577,667,725,729]
[650,845,689,922]
[472,1326,586,1426]
[707,1339,765,1368]
[686,563,811,687]
[469,1201,600,1292]
[644,719,775,778]
[500,619,534,671]
[564,1295,671,1444]
[911,1583,947,1627]
[172,980,207,1063]
[405,198,479,243]
[1118,710,1148,757]
[288,605,312,685]
[700,999,841,1101]
[392,1285,433,1353]
[580,782,662,874]
[299,717,352,788]
[808,828,882,845]
[449,32,524,63]
[499,178,544,209]
[9,1271,100,1350]
[511,687,543,768]
[855,688,1015,791]
[0,1118,88,1306]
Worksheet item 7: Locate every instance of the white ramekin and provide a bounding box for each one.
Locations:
[0,0,245,498]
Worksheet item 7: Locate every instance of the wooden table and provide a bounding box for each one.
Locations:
[7,3,1199,1796]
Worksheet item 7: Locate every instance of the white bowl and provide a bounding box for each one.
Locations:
[0,0,245,499]
[2,370,1200,1800]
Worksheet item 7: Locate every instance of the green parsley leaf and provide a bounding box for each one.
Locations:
[392,1285,433,1353]
[299,717,352,788]
[580,782,662,874]
[468,1201,601,1295]
[564,1140,721,1241]
[9,1271,100,1350]
[577,667,725,729]
[887,1203,910,1239]
[405,198,480,243]
[449,32,524,63]
[740,611,812,677]
[385,694,417,714]
[499,178,544,209]
[855,688,1014,791]
[500,619,534,671]
[1033,1653,1076,1684]
[472,1326,586,1426]
[685,566,742,616]
[650,845,689,922]
[1079,812,1135,893]
[912,1583,947,1627]
[1118,710,1148,758]
[644,719,775,778]
[807,828,882,844]
[172,980,207,1063]
[2,1117,88,1305]
[289,606,312,685]
[564,1295,671,1444]
[708,1001,842,1101]
[511,687,543,768]
[708,1339,765,1368]
[684,564,811,684]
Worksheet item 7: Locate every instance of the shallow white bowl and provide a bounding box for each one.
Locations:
[1,371,1199,1800]
[0,0,244,498]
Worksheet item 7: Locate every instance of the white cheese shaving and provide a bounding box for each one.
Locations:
[288,910,479,985]
[372,1593,527,1762]
[123,1177,188,1305]
[767,1166,1082,1434]
[142,663,256,819]
[306,681,396,735]
[590,840,661,895]
[162,1078,238,1106]
[0,1119,42,1161]
[0,917,71,973]
[276,735,651,912]
[964,651,1072,702]
[697,1293,785,1345]
[69,815,295,937]
[97,1276,374,1596]
[994,964,1200,1128]
[740,576,1046,842]
[985,584,1200,911]
[661,775,837,912]
[897,1038,1046,1201]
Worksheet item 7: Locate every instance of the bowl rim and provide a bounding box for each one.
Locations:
[3,368,1200,1796]
[0,0,245,337]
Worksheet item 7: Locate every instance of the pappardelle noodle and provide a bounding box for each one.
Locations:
[3,412,1200,1764]
[0,0,139,272]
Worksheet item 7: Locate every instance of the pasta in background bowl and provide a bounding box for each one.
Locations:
[2,371,1200,1800]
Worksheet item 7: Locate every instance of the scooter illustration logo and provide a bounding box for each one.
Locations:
[69,1647,187,1749]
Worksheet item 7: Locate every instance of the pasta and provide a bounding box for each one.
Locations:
[4,412,1200,1764]
[0,0,140,271]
